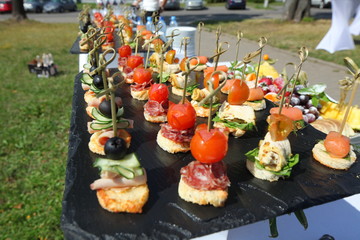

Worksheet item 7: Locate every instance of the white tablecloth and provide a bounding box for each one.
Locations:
[316,0,360,53]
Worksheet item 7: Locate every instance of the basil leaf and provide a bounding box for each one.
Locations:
[311,96,319,107]
[298,83,326,96]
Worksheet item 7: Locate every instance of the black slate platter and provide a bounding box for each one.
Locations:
[61,71,360,239]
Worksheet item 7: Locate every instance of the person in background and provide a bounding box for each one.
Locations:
[132,0,168,23]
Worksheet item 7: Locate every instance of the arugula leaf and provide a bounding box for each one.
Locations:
[245,147,259,162]
[158,72,170,83]
[202,103,221,108]
[186,84,199,94]
[245,147,300,177]
[212,114,255,131]
[248,99,264,103]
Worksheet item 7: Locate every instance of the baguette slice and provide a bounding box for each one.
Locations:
[156,130,190,153]
[246,159,281,182]
[312,141,356,170]
[97,184,149,213]
[178,177,228,207]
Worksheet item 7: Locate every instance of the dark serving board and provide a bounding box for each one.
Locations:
[61,71,360,239]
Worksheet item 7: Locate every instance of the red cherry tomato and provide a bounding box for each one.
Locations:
[118,45,132,58]
[148,83,169,103]
[105,33,114,42]
[227,79,250,105]
[203,72,220,90]
[133,68,153,84]
[127,55,144,69]
[190,124,228,163]
[167,101,196,130]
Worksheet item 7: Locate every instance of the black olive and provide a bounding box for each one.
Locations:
[99,100,118,118]
[92,75,104,90]
[104,137,127,160]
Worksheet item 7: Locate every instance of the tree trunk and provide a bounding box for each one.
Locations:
[12,0,27,22]
[283,0,311,22]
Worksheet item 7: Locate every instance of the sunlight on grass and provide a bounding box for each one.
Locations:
[0,20,78,239]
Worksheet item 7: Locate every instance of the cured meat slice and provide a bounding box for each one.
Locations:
[180,161,230,191]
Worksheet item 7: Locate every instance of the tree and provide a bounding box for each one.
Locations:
[12,0,27,22]
[283,0,311,22]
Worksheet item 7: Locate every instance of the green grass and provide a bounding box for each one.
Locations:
[0,20,78,239]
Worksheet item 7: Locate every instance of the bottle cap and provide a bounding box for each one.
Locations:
[147,16,152,21]
[171,16,176,20]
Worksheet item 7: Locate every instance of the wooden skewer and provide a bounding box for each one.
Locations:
[339,74,359,134]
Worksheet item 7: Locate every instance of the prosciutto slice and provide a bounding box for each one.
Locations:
[144,100,167,116]
[160,123,194,143]
[180,161,230,191]
[130,80,152,92]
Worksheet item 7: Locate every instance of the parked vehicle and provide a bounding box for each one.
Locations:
[185,0,204,10]
[225,0,246,10]
[164,0,181,10]
[43,0,77,13]
[0,0,11,13]
[24,0,49,13]
[311,0,331,8]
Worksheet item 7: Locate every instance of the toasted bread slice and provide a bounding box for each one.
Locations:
[156,130,190,153]
[96,184,149,213]
[178,177,228,207]
[312,141,356,170]
[144,111,167,123]
[246,159,281,182]
[130,89,149,100]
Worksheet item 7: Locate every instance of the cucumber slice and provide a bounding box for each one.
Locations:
[80,73,93,85]
[95,153,141,168]
[92,108,111,122]
[94,153,144,179]
[83,63,91,70]
[90,122,112,130]
[90,84,101,93]
[134,167,144,176]
[112,165,135,179]
[90,120,130,130]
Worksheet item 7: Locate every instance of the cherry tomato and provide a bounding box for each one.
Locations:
[148,83,169,103]
[324,131,350,158]
[167,101,196,130]
[127,55,144,69]
[227,79,250,105]
[118,45,132,58]
[133,68,153,84]
[105,33,114,42]
[190,124,228,164]
[203,72,220,90]
[267,113,293,141]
